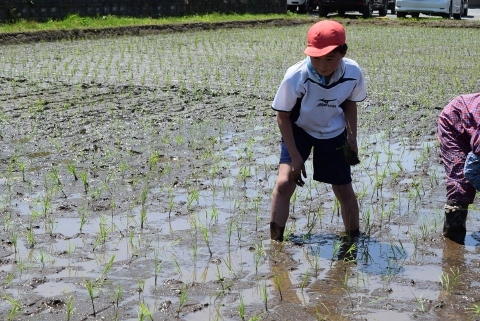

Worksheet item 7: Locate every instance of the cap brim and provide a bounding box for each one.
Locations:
[304,45,338,57]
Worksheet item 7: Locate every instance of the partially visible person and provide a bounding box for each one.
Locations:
[437,93,480,245]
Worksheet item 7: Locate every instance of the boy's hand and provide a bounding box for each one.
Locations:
[345,148,360,166]
[290,160,307,187]
[346,138,360,166]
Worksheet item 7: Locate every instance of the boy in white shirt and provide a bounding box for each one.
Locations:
[270,20,367,242]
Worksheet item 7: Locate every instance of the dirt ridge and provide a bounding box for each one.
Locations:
[1,17,480,45]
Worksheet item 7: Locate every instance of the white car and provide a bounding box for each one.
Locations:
[287,0,311,13]
[395,0,468,19]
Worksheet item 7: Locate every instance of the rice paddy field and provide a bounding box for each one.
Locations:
[1,17,480,321]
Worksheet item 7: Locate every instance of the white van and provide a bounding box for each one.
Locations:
[395,0,468,19]
[287,0,314,13]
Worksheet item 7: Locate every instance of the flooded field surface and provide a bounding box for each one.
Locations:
[1,19,480,320]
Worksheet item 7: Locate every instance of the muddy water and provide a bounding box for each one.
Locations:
[1,23,480,321]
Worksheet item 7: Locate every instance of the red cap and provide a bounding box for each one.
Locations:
[304,20,346,57]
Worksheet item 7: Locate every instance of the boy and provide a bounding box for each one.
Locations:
[437,93,480,245]
[269,20,367,242]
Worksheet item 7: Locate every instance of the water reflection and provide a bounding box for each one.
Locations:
[267,234,409,320]
[435,239,468,320]
[289,233,407,276]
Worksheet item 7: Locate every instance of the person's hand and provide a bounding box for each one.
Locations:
[347,137,358,154]
[345,137,360,166]
[290,156,307,187]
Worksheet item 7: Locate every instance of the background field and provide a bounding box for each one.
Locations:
[1,20,480,321]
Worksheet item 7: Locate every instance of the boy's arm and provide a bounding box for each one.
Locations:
[342,100,358,153]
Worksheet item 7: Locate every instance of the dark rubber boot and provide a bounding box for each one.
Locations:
[443,204,467,245]
[345,228,360,239]
[270,222,285,242]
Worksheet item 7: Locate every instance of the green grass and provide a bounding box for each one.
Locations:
[0,12,305,33]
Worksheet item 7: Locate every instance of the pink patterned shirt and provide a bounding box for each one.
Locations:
[437,93,480,205]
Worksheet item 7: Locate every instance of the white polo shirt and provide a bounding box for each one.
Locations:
[272,57,366,139]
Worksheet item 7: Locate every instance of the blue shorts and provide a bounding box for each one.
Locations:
[279,124,352,185]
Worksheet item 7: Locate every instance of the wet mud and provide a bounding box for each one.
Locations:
[1,17,480,321]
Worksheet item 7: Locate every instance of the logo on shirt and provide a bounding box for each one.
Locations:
[316,98,337,108]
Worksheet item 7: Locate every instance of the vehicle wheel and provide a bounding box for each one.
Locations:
[362,1,373,18]
[453,0,462,19]
[391,7,396,14]
[298,0,309,13]
[444,0,453,18]
[287,5,296,12]
[379,1,387,16]
[318,5,329,17]
[396,11,406,18]
[338,9,346,16]
[411,12,420,18]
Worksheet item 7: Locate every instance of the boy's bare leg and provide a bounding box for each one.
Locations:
[270,163,297,240]
[332,183,359,235]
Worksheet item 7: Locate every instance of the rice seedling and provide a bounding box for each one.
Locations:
[18,161,27,182]
[101,254,116,280]
[315,303,332,321]
[84,279,96,317]
[148,150,161,171]
[48,166,67,198]
[362,208,374,236]
[261,281,268,312]
[5,272,14,286]
[40,193,52,217]
[168,194,175,219]
[66,162,78,181]
[238,295,246,321]
[224,254,235,276]
[253,240,266,274]
[331,240,342,263]
[283,222,295,242]
[226,218,234,245]
[440,267,462,293]
[45,215,56,236]
[138,302,154,321]
[177,284,188,315]
[304,210,319,241]
[10,231,18,254]
[96,216,111,246]
[15,257,26,279]
[300,269,310,291]
[341,242,357,263]
[154,250,163,288]
[467,304,480,318]
[112,284,123,320]
[26,224,35,249]
[383,258,397,286]
[309,249,322,277]
[66,296,75,321]
[137,278,146,299]
[273,274,283,301]
[248,315,263,321]
[3,294,20,321]
[187,188,200,211]
[78,206,88,233]
[411,291,426,313]
[172,256,182,277]
[38,250,46,268]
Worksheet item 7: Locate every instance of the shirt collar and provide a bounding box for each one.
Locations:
[306,57,345,85]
